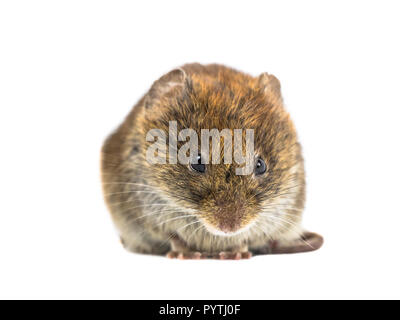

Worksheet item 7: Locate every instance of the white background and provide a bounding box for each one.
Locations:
[1,1,399,299]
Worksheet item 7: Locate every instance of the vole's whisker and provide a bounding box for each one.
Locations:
[266,216,314,249]
[104,190,161,197]
[102,182,200,205]
[121,203,174,210]
[102,182,160,189]
[259,207,302,214]
[260,204,302,210]
[125,208,178,223]
[253,224,273,241]
[177,220,201,233]
[255,184,303,201]
[187,224,205,243]
[253,225,266,237]
[158,220,202,249]
[268,215,299,229]
[154,215,198,228]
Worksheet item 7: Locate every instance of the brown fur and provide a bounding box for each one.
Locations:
[101,63,322,258]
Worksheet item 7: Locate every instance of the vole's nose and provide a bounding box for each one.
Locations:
[218,220,241,233]
[214,198,245,233]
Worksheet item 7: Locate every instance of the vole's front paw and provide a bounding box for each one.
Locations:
[166,251,252,260]
[217,251,252,260]
[166,251,203,259]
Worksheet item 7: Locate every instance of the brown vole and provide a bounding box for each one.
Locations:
[101,63,323,259]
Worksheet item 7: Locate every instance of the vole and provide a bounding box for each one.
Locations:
[101,63,323,259]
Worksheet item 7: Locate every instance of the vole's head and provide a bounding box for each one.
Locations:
[139,64,304,237]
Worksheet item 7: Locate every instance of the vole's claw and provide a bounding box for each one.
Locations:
[166,251,252,260]
[218,251,252,260]
[166,251,202,259]
[240,251,252,259]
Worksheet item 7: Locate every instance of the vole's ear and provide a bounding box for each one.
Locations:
[258,72,282,98]
[145,68,187,109]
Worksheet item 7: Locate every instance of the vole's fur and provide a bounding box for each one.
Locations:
[101,63,323,259]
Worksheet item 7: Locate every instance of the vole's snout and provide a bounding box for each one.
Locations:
[218,219,241,234]
[214,201,244,233]
[201,197,253,236]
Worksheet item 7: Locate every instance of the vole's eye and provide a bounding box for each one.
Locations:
[255,158,267,176]
[190,154,206,173]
